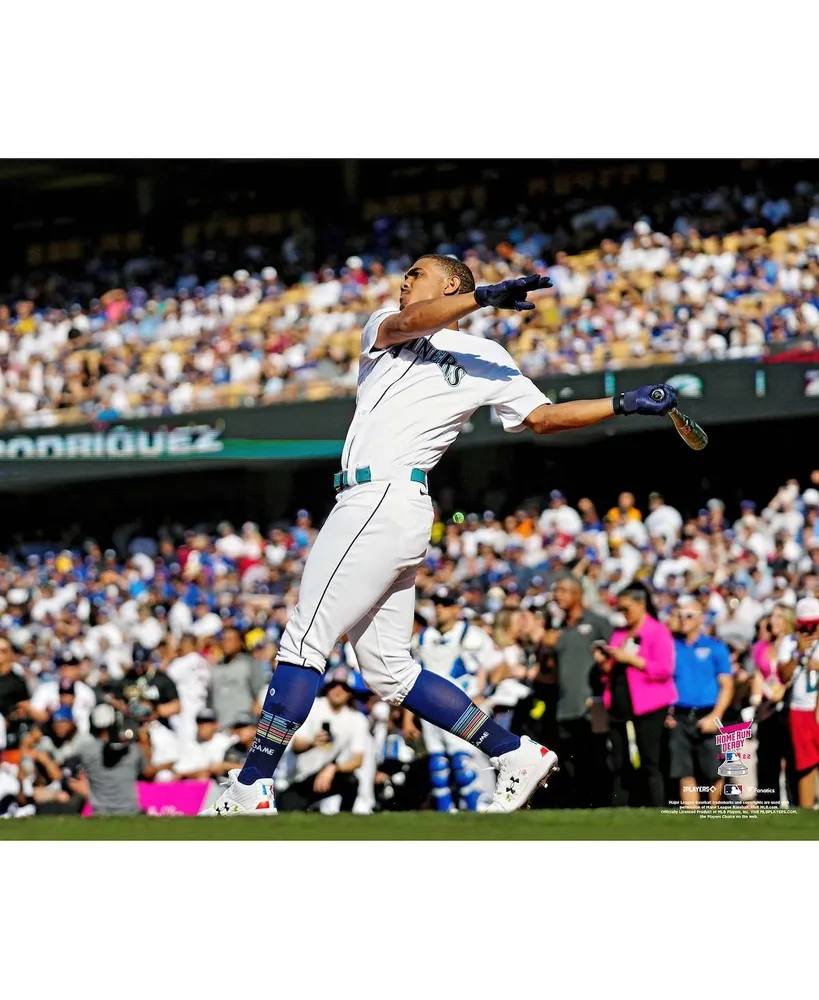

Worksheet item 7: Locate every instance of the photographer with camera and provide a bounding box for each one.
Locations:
[778,597,819,809]
[276,666,368,813]
[74,703,152,815]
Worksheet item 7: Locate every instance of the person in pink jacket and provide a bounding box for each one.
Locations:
[594,582,677,807]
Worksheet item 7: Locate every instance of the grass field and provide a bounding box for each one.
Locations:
[1,808,817,840]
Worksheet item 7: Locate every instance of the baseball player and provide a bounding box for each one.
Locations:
[412,587,502,812]
[204,254,678,816]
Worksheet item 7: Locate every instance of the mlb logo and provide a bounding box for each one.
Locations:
[724,784,742,797]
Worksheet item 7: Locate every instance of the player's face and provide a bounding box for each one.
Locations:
[399,259,451,310]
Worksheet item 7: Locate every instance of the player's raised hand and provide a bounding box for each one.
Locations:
[474,274,552,311]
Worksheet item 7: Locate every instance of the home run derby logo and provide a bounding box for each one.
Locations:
[714,717,752,777]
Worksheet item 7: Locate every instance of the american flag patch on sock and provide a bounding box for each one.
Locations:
[451,704,489,743]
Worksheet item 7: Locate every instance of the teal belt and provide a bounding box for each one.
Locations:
[333,466,427,491]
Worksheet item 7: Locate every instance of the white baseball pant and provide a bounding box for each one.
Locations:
[278,479,434,705]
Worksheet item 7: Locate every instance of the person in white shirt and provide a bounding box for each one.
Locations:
[277,667,369,812]
[167,634,212,747]
[28,655,97,735]
[215,521,245,562]
[173,709,235,779]
[410,588,502,811]
[538,490,583,538]
[130,603,164,651]
[643,491,683,543]
[778,597,819,809]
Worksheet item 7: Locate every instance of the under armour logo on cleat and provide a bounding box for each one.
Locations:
[540,747,550,757]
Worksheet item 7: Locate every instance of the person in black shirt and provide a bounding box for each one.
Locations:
[107,647,180,730]
[0,636,31,751]
[541,577,613,808]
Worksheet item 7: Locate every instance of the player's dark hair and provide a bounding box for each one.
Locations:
[418,254,476,296]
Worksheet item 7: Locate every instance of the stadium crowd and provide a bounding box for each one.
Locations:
[2,181,819,429]
[2,473,819,818]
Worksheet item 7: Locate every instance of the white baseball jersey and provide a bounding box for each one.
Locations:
[779,635,819,711]
[415,621,503,698]
[279,303,549,707]
[340,307,550,476]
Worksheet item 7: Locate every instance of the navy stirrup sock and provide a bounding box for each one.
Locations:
[402,669,520,758]
[238,662,321,785]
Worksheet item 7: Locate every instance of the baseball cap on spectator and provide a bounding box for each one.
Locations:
[550,490,566,501]
[230,711,258,729]
[431,587,458,606]
[346,256,363,270]
[91,703,117,730]
[261,267,277,281]
[196,708,218,724]
[740,500,756,511]
[233,269,250,283]
[707,498,724,511]
[483,510,495,521]
[53,705,74,723]
[795,597,819,623]
[803,489,819,507]
[323,665,353,691]
[296,509,310,520]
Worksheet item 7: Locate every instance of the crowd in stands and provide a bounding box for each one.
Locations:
[3,472,819,817]
[2,180,819,429]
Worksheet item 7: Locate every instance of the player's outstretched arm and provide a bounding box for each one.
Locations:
[524,398,616,435]
[374,274,552,349]
[523,383,678,436]
[375,292,481,349]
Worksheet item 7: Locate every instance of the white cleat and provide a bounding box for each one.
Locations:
[486,736,559,813]
[199,769,278,816]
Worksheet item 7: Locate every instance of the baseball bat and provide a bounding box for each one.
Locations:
[650,388,708,451]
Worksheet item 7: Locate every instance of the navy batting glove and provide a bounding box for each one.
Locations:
[613,383,678,416]
[474,274,553,312]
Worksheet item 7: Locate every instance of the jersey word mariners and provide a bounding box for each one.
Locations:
[340,307,551,477]
[414,621,502,698]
